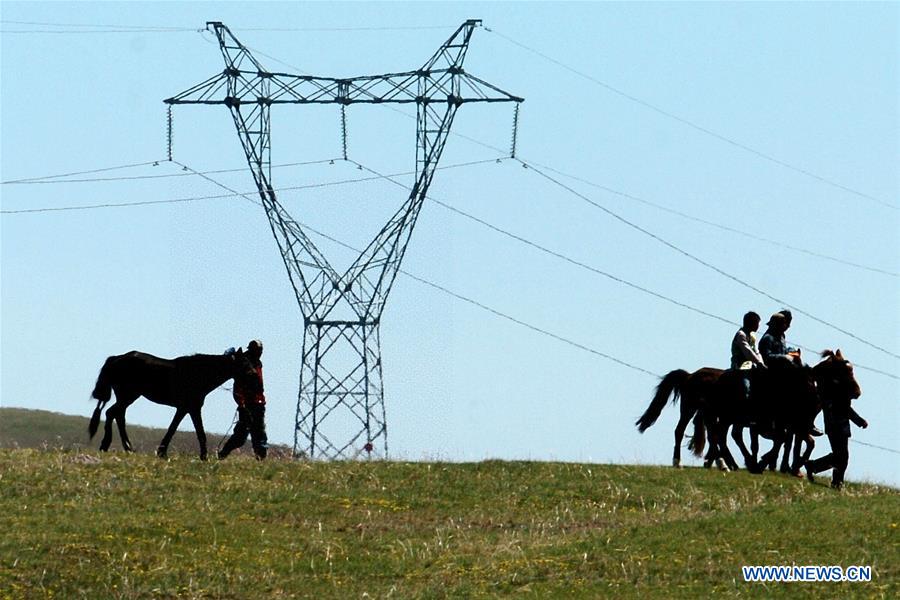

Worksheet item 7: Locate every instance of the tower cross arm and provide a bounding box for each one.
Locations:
[165,19,522,108]
[166,69,523,107]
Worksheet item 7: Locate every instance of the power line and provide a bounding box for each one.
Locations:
[1,159,164,184]
[524,160,898,279]
[0,20,192,30]
[223,37,895,284]
[318,76,898,280]
[179,161,660,378]
[850,439,900,455]
[0,20,453,34]
[305,223,662,379]
[1,158,341,185]
[0,29,194,34]
[5,157,895,381]
[485,27,899,212]
[519,159,900,361]
[214,36,897,280]
[0,158,498,214]
[1,196,212,214]
[350,159,735,326]
[347,159,899,382]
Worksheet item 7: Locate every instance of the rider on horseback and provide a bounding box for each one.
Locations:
[759,312,800,367]
[760,311,823,436]
[730,311,766,425]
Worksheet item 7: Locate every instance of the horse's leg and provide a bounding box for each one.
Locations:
[794,434,814,475]
[710,422,733,471]
[720,424,741,472]
[188,407,208,461]
[157,408,187,458]
[780,431,794,473]
[750,429,761,467]
[115,396,138,453]
[730,424,748,470]
[672,407,694,468]
[765,440,779,471]
[730,424,758,473]
[761,431,784,471]
[702,418,719,469]
[99,401,120,451]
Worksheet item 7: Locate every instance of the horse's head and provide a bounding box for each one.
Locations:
[228,347,262,388]
[814,349,862,400]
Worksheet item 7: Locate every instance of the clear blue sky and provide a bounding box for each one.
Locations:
[2,2,898,485]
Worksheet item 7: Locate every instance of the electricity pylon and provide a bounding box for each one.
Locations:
[166,20,522,459]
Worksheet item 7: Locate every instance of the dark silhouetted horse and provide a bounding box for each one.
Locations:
[89,349,252,459]
[731,350,861,474]
[700,362,819,472]
[635,367,721,469]
[636,359,819,473]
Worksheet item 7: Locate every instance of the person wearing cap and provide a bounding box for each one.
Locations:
[218,339,268,460]
[778,309,804,362]
[758,312,797,367]
[760,312,823,436]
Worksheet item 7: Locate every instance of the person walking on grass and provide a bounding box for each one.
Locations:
[218,340,268,460]
[805,373,868,491]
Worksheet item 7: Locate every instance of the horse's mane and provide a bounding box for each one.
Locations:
[815,349,845,367]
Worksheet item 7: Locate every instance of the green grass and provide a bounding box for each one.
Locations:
[1,448,897,599]
[0,407,289,457]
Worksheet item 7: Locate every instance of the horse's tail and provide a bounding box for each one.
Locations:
[688,411,706,457]
[89,357,116,438]
[636,369,690,433]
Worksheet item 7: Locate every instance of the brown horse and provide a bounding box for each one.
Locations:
[636,360,819,472]
[702,363,820,472]
[635,367,722,469]
[89,349,253,459]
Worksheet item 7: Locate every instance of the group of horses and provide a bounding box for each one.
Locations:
[636,349,861,475]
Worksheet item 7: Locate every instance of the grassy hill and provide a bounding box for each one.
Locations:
[0,407,289,457]
[0,412,897,598]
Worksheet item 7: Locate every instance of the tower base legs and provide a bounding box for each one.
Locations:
[294,321,387,460]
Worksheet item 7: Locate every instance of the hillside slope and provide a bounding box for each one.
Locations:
[0,407,289,456]
[0,449,896,598]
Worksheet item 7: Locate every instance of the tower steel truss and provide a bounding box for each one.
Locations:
[166,20,522,459]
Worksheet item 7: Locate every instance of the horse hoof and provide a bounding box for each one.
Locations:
[200,453,208,462]
[156,447,167,459]
[672,459,682,469]
[716,459,729,472]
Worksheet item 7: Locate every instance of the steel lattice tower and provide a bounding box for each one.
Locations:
[166,20,522,459]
